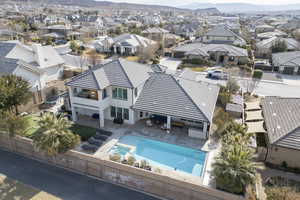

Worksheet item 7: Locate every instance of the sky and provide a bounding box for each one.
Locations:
[101,0,300,6]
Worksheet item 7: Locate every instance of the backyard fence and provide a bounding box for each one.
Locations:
[0,135,246,200]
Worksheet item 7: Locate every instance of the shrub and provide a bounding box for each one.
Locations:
[218,92,232,108]
[109,153,121,162]
[127,156,136,166]
[253,69,263,79]
[140,160,149,169]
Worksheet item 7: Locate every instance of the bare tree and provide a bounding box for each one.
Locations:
[138,43,159,63]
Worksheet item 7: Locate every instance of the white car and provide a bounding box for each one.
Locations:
[207,70,229,80]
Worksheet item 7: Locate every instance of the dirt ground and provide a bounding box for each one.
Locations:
[0,174,60,200]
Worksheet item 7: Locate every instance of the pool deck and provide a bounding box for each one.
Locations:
[75,119,220,186]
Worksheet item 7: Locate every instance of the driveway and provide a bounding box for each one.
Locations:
[0,149,160,200]
[159,57,182,71]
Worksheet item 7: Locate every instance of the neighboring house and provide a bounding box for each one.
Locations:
[142,27,181,48]
[142,27,169,41]
[112,34,156,55]
[0,41,65,101]
[256,30,288,41]
[94,34,156,55]
[255,37,300,58]
[66,58,219,139]
[173,43,248,65]
[200,26,246,46]
[255,24,275,34]
[262,97,300,168]
[272,51,300,75]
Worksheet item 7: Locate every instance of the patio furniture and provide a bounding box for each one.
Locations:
[82,144,98,152]
[88,138,103,146]
[172,121,185,128]
[93,134,108,141]
[161,123,168,130]
[92,113,100,119]
[113,118,123,124]
[146,119,153,127]
[96,129,113,136]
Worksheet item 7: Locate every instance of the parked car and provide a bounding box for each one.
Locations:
[207,70,229,80]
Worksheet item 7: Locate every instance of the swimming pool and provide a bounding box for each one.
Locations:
[109,135,207,176]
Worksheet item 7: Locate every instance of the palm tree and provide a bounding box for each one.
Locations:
[213,122,257,194]
[213,144,257,194]
[33,113,80,156]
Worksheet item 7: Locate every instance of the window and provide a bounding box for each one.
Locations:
[111,106,116,118]
[123,108,129,120]
[110,106,130,120]
[112,88,118,98]
[102,89,107,99]
[140,112,143,118]
[134,88,138,97]
[112,87,128,100]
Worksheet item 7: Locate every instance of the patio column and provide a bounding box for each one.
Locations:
[167,116,171,129]
[99,109,104,128]
[203,122,208,134]
[71,106,77,122]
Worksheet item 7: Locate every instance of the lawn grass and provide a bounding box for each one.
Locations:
[23,115,41,138]
[69,124,97,141]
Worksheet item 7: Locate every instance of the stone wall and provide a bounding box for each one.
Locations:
[0,135,245,200]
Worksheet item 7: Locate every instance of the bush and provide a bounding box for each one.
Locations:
[109,153,121,162]
[218,92,232,108]
[127,156,136,166]
[253,69,263,79]
[182,58,211,66]
[140,160,149,169]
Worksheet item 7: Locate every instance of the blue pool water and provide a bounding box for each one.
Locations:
[110,135,207,176]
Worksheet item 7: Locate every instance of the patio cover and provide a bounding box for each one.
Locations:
[246,121,266,133]
[245,110,264,121]
[245,101,261,111]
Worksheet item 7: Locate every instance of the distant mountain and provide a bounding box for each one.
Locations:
[194,7,221,15]
[22,0,186,11]
[179,3,300,13]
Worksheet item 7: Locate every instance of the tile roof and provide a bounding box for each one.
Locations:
[272,51,300,67]
[257,37,300,50]
[133,73,219,122]
[66,58,152,89]
[174,43,248,57]
[261,97,300,150]
[0,42,18,75]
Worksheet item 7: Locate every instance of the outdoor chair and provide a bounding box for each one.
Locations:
[96,129,113,136]
[88,138,103,146]
[93,134,108,141]
[82,144,98,152]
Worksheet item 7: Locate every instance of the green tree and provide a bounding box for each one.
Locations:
[0,75,31,114]
[33,113,81,156]
[213,122,256,194]
[0,111,29,137]
[271,40,287,53]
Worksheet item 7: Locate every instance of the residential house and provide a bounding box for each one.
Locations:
[142,27,181,48]
[262,97,300,168]
[172,43,248,65]
[272,51,300,75]
[66,58,220,139]
[200,26,246,46]
[96,34,157,56]
[255,37,300,58]
[0,41,65,102]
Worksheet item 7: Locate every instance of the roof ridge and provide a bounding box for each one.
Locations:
[117,59,134,88]
[170,75,210,122]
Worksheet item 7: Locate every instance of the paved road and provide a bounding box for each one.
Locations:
[0,149,160,200]
[196,74,300,98]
